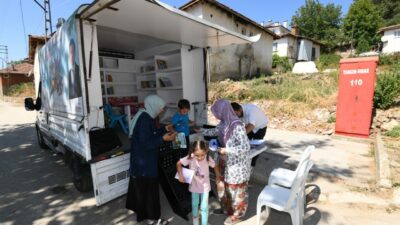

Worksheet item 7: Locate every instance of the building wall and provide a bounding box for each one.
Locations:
[287,36,298,62]
[184,4,203,18]
[0,74,33,95]
[382,29,400,54]
[313,44,321,60]
[185,3,273,81]
[274,38,288,57]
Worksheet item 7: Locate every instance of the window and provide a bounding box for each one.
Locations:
[273,43,278,52]
[395,31,400,38]
[249,31,254,37]
[241,28,247,35]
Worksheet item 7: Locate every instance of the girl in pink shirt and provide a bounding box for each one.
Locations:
[177,140,221,225]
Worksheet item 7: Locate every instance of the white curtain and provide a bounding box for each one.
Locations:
[297,39,313,61]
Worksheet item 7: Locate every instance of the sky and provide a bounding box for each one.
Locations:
[0,0,352,68]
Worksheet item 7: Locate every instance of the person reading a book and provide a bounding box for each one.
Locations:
[171,99,195,150]
[177,140,221,225]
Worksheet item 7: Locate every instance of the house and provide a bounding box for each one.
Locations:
[0,62,33,96]
[378,24,400,54]
[180,0,278,81]
[266,22,322,64]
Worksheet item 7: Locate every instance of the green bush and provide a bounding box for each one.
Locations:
[379,53,400,66]
[374,66,400,109]
[327,115,336,123]
[356,37,371,54]
[272,54,292,73]
[384,126,400,138]
[4,82,35,96]
[317,54,341,70]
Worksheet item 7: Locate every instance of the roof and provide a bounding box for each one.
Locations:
[340,56,379,64]
[265,24,291,34]
[0,62,33,75]
[28,35,48,64]
[378,24,400,34]
[179,0,279,39]
[280,33,323,46]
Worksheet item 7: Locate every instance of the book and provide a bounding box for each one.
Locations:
[106,74,113,82]
[175,167,195,184]
[249,139,264,146]
[158,77,173,87]
[156,59,167,70]
[106,87,114,95]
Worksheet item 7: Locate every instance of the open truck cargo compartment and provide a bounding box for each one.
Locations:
[78,0,260,48]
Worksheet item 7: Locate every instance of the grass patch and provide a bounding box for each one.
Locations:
[327,115,336,123]
[385,126,400,138]
[317,54,341,71]
[209,73,338,108]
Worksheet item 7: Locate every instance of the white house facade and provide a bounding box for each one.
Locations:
[379,24,400,54]
[180,0,278,81]
[267,23,321,64]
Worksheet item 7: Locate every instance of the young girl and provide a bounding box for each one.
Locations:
[177,140,221,225]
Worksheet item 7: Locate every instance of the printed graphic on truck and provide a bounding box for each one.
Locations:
[39,15,83,116]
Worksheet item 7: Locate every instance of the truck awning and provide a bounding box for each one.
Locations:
[78,0,260,48]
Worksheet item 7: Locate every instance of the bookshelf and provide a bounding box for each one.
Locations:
[100,57,140,104]
[99,48,184,107]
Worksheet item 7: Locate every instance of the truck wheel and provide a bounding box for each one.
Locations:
[72,155,93,193]
[36,126,48,149]
[73,174,93,193]
[64,150,72,169]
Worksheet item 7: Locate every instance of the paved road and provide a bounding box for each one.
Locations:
[1,101,399,225]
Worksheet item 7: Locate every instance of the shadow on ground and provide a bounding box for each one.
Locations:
[0,123,137,225]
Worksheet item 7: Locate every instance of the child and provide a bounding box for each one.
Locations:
[177,140,221,225]
[172,99,194,149]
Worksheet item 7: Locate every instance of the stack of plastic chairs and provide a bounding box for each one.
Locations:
[256,145,315,225]
[103,104,129,135]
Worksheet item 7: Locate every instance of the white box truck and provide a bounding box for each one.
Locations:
[25,0,260,206]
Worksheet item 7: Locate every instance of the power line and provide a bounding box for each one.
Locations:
[19,0,28,54]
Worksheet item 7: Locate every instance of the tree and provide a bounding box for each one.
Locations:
[291,0,343,52]
[372,0,400,26]
[344,0,383,53]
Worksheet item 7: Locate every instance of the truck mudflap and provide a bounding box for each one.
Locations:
[90,153,130,206]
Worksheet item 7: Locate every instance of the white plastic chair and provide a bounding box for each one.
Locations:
[256,160,314,225]
[268,145,315,188]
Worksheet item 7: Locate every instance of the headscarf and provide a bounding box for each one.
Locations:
[129,95,166,137]
[211,99,243,146]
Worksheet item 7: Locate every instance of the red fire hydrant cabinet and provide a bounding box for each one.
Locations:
[335,57,379,138]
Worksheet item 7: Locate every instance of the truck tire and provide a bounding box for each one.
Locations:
[73,174,92,193]
[36,126,48,149]
[72,155,93,193]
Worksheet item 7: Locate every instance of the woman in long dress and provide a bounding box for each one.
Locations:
[202,99,251,225]
[126,95,176,225]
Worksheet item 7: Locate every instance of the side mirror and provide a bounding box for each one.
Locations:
[24,98,36,111]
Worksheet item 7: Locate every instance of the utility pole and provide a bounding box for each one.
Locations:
[0,45,9,69]
[34,0,53,38]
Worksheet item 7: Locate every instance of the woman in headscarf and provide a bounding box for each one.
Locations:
[201,99,251,225]
[126,95,177,225]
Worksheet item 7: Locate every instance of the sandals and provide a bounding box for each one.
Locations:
[224,216,242,225]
